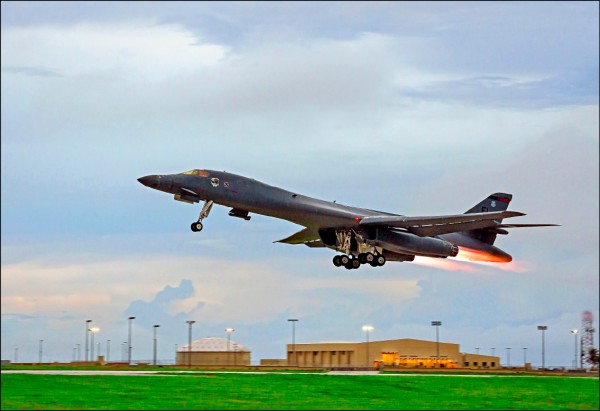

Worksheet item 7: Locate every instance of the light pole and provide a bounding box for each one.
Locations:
[186,320,195,369]
[76,344,81,361]
[38,339,43,363]
[73,347,77,362]
[537,325,547,370]
[106,340,110,363]
[571,330,578,369]
[153,325,160,366]
[288,319,298,366]
[225,328,235,366]
[233,343,239,366]
[128,316,135,365]
[362,325,374,368]
[90,327,100,361]
[431,321,442,367]
[523,347,528,365]
[506,348,511,367]
[491,347,495,356]
[476,347,479,355]
[85,319,92,361]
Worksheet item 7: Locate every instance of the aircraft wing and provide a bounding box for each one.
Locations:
[275,227,321,244]
[360,210,526,237]
[494,223,560,228]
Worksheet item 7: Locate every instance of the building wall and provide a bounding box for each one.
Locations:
[176,351,251,366]
[287,339,500,369]
[461,353,499,369]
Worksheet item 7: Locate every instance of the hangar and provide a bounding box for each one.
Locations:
[286,338,500,369]
[176,337,251,366]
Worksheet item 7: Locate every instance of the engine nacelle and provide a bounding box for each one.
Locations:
[369,228,458,258]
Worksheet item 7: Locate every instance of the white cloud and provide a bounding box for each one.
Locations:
[1,21,229,81]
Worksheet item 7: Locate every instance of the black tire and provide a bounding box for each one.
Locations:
[351,258,361,269]
[365,252,375,263]
[340,255,350,266]
[358,253,366,264]
[191,222,203,232]
[376,255,386,266]
[333,255,342,267]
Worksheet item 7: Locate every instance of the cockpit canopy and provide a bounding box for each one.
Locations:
[182,169,210,177]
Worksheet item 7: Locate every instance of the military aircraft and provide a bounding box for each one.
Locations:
[138,169,558,269]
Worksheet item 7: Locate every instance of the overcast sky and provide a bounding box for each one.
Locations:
[2,1,598,367]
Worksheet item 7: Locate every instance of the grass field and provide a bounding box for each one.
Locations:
[1,372,598,410]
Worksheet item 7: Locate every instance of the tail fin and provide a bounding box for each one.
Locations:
[465,193,512,214]
[464,193,512,244]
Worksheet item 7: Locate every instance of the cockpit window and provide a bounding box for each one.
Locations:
[182,169,209,177]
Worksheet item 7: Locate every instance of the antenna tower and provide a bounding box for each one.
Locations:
[581,310,595,367]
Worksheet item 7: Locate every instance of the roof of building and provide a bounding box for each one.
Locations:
[179,337,250,352]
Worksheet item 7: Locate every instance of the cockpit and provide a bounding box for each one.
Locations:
[182,169,210,177]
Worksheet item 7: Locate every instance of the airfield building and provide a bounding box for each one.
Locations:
[176,337,251,366]
[287,338,500,369]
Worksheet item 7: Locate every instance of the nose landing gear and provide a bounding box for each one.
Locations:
[191,200,214,232]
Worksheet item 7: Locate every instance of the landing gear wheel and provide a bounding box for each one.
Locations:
[339,255,350,266]
[351,258,361,269]
[333,255,342,267]
[365,252,375,263]
[191,222,203,232]
[376,255,386,266]
[344,261,354,270]
[358,253,366,264]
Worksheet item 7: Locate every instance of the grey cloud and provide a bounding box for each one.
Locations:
[1,66,63,77]
[1,313,37,321]
[399,69,599,108]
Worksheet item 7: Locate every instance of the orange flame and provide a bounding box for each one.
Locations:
[455,247,511,263]
[407,247,534,273]
[409,256,482,272]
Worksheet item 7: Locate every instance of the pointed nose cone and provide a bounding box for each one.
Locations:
[138,175,160,188]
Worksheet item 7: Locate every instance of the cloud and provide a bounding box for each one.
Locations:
[1,21,229,81]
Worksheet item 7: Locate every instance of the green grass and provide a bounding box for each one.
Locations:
[1,372,598,410]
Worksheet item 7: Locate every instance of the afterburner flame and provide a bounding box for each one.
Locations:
[408,247,533,273]
[410,256,481,272]
[456,247,512,263]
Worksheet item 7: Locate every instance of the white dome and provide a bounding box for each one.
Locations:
[179,337,249,352]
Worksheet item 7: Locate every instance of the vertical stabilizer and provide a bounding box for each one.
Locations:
[465,193,512,214]
[464,193,512,244]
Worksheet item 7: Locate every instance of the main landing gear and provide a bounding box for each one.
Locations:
[332,252,386,269]
[191,200,214,232]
